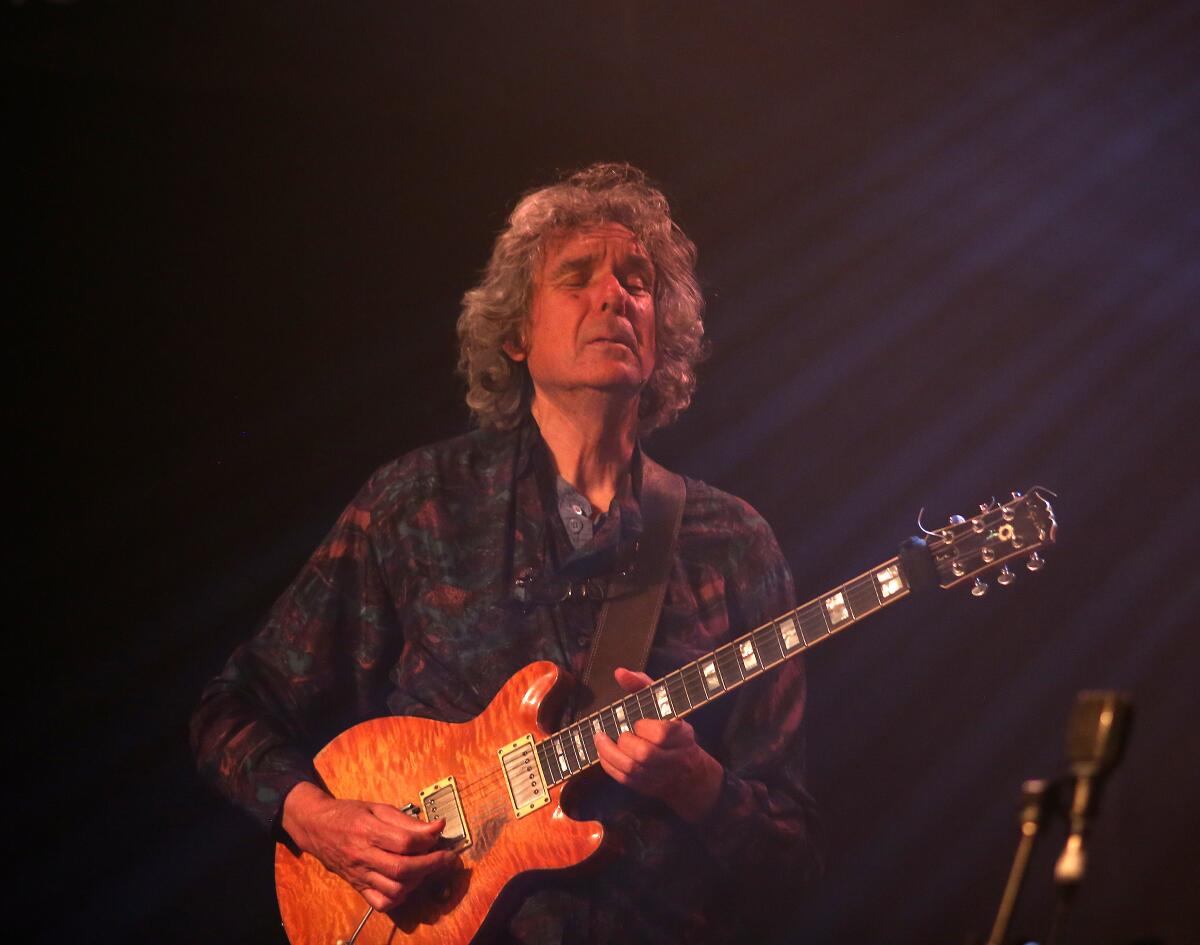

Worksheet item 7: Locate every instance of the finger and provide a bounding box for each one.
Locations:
[613,667,653,692]
[593,730,639,779]
[361,869,405,904]
[369,818,447,855]
[360,886,396,913]
[632,718,695,748]
[375,848,460,884]
[372,804,443,831]
[616,729,691,770]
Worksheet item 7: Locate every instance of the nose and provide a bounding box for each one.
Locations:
[597,273,628,315]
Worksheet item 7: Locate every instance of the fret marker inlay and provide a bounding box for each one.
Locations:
[825,591,850,625]
[738,639,758,672]
[779,617,801,650]
[614,704,630,734]
[654,685,673,717]
[702,660,721,692]
[875,565,903,598]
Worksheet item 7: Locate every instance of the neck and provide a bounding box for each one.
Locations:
[530,390,639,513]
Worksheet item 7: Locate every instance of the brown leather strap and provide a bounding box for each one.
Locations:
[575,456,686,717]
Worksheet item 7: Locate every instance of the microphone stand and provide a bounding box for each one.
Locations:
[985,779,1054,945]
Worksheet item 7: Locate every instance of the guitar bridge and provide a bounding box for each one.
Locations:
[418,777,471,851]
[498,734,551,818]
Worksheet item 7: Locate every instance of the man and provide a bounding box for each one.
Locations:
[192,163,815,944]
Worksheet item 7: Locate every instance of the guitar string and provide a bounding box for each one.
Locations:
[419,514,1029,821]
[452,601,855,807]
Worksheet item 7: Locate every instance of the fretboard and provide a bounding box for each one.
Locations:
[534,555,913,787]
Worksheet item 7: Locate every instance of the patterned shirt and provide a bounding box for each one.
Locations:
[191,421,816,944]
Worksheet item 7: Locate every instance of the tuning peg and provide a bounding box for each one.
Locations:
[1026,552,1045,572]
[971,577,989,597]
[948,514,966,525]
[1011,490,1023,499]
[997,565,1015,586]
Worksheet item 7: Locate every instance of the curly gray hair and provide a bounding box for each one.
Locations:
[456,163,706,435]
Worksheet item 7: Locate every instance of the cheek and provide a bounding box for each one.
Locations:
[642,308,658,359]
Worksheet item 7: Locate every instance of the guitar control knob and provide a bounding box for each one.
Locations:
[948,514,966,525]
[971,577,989,597]
[1026,552,1045,572]
[997,565,1015,586]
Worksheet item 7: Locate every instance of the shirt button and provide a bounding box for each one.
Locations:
[569,519,581,531]
[577,635,589,647]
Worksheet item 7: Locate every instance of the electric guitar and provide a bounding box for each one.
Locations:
[275,488,1057,945]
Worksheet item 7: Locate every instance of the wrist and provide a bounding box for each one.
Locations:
[281,780,331,850]
[670,750,725,824]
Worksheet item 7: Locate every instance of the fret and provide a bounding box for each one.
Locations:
[632,689,656,722]
[559,730,581,773]
[623,693,643,724]
[612,701,631,735]
[537,740,561,787]
[801,600,829,644]
[570,723,592,765]
[699,655,725,697]
[551,734,572,777]
[682,661,709,706]
[737,635,762,676]
[666,670,691,711]
[755,623,786,667]
[652,680,677,718]
[714,643,744,688]
[777,613,804,652]
[586,715,603,756]
[847,577,879,619]
[599,706,621,740]
[866,570,885,607]
[823,588,852,628]
[874,561,905,600]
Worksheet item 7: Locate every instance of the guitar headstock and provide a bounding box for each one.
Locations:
[925,488,1057,595]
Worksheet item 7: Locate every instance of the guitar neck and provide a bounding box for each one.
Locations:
[534,554,916,788]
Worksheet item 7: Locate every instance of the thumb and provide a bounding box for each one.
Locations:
[613,666,653,692]
[372,804,444,831]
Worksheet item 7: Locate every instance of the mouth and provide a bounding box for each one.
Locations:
[587,325,638,352]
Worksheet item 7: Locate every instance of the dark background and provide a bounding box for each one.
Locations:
[10,1,1199,943]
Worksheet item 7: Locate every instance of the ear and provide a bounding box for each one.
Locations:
[502,339,528,362]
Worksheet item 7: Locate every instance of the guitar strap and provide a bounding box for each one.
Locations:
[574,455,686,719]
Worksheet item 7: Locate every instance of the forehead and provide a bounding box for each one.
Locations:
[538,223,652,273]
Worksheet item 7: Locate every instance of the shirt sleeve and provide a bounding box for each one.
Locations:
[189,472,406,830]
[691,509,820,888]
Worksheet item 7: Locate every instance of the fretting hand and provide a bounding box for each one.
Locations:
[592,667,725,823]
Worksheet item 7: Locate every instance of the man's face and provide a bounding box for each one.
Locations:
[508,223,657,403]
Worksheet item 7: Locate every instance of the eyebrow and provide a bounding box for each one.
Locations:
[546,254,597,281]
[545,251,656,283]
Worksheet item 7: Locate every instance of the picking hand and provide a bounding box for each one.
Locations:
[281,781,458,912]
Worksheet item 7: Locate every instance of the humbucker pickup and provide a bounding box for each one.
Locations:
[418,777,471,851]
[498,734,551,818]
